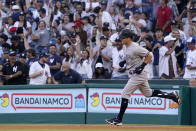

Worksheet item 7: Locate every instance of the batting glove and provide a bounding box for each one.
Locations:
[119,60,126,67]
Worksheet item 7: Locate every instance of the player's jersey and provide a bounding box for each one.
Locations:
[125,42,149,71]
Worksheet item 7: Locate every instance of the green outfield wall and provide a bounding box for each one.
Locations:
[0,83,195,125]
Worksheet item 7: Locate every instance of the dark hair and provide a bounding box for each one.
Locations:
[16,27,23,34]
[89,14,96,25]
[94,66,105,79]
[155,28,163,32]
[83,49,89,59]
[54,19,60,26]
[49,44,56,48]
[0,34,8,41]
[40,8,46,14]
[26,48,36,57]
[93,6,101,14]
[163,0,168,4]
[54,0,62,15]
[19,15,27,29]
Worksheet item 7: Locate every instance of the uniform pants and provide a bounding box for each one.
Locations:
[121,71,152,99]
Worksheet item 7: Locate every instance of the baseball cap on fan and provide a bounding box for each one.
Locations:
[164,35,176,43]
[40,52,49,58]
[20,53,26,59]
[187,37,196,44]
[12,5,20,10]
[95,63,103,68]
[100,35,108,40]
[9,51,16,56]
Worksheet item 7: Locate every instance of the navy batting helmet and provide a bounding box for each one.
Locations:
[119,29,134,40]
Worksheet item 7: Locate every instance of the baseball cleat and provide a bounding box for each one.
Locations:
[172,91,181,105]
[105,117,122,126]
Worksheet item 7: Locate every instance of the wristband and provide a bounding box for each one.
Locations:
[140,62,147,68]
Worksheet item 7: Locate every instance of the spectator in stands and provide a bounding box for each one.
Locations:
[0,49,9,65]
[82,16,92,38]
[0,34,10,50]
[48,44,62,76]
[2,51,24,85]
[106,0,124,14]
[152,28,164,78]
[137,28,153,51]
[39,8,51,28]
[14,12,32,40]
[93,62,111,79]
[61,15,74,34]
[159,35,179,79]
[93,35,112,74]
[157,0,172,35]
[10,35,25,55]
[51,19,61,38]
[94,5,116,32]
[29,52,52,85]
[11,4,20,22]
[19,53,28,84]
[167,0,179,20]
[188,25,196,39]
[141,12,153,31]
[62,46,78,69]
[0,63,3,85]
[1,17,16,45]
[139,39,154,79]
[183,37,196,79]
[183,1,196,38]
[108,6,118,26]
[171,29,185,73]
[73,22,88,50]
[89,14,96,26]
[74,2,84,17]
[53,62,82,84]
[32,20,50,53]
[124,0,137,20]
[76,38,93,79]
[111,37,128,79]
[26,48,37,68]
[130,9,147,29]
[62,6,74,22]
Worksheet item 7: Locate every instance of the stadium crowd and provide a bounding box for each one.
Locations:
[0,0,195,85]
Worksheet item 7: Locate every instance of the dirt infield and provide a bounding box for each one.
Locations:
[0,124,196,130]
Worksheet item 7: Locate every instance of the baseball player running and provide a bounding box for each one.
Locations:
[105,29,181,126]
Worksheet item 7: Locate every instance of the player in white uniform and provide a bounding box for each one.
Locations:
[105,29,181,126]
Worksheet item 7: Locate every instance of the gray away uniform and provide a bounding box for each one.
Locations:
[121,42,152,99]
